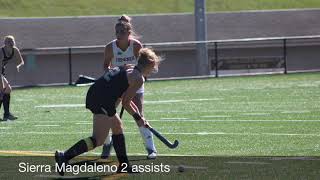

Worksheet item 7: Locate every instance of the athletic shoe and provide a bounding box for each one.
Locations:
[146,148,157,159]
[3,113,18,121]
[147,152,157,159]
[101,143,113,159]
[55,151,66,176]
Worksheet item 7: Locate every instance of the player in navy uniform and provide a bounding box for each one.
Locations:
[101,15,157,159]
[55,48,161,175]
[0,35,24,121]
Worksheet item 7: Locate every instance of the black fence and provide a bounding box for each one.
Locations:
[16,35,320,87]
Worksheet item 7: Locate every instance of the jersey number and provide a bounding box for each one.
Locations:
[103,67,120,82]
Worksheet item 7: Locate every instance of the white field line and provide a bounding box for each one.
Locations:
[1,150,319,160]
[75,119,320,124]
[1,131,320,137]
[160,118,189,120]
[170,165,208,170]
[150,91,183,95]
[144,98,221,104]
[241,113,270,116]
[201,115,232,118]
[34,125,60,127]
[0,120,15,123]
[75,122,92,125]
[0,127,11,129]
[271,157,320,161]
[13,119,320,125]
[35,104,84,108]
[147,119,320,122]
[281,110,311,114]
[148,109,292,113]
[90,152,206,157]
[225,161,271,165]
[34,98,221,108]
[0,150,206,157]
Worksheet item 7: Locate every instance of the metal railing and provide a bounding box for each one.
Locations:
[19,35,320,86]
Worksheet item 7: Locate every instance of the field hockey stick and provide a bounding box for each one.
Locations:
[148,126,179,149]
[119,106,124,118]
[75,75,96,85]
[120,106,179,149]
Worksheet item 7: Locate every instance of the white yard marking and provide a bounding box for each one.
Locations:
[34,98,221,108]
[10,119,320,125]
[147,119,320,122]
[271,157,320,161]
[150,109,284,113]
[144,98,221,104]
[75,122,92,125]
[225,161,271,165]
[155,91,183,95]
[0,127,11,129]
[160,118,189,120]
[169,165,208,170]
[16,98,36,102]
[1,131,320,137]
[0,150,207,157]
[34,124,60,127]
[74,119,320,125]
[201,115,232,118]
[281,110,310,114]
[35,104,84,108]
[241,113,270,116]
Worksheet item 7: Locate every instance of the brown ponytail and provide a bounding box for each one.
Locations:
[118,15,131,23]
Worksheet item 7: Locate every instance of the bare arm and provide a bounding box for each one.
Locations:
[121,73,143,116]
[0,49,3,61]
[133,40,143,58]
[14,47,24,72]
[121,71,148,126]
[0,75,5,92]
[103,43,113,71]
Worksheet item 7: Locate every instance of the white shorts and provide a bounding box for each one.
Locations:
[136,83,144,94]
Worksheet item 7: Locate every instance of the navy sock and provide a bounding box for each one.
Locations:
[3,94,10,115]
[112,134,129,165]
[64,137,96,161]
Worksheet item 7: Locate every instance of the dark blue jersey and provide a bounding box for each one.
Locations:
[85,66,129,116]
[99,66,129,100]
[1,47,14,75]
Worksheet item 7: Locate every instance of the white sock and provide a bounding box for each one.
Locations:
[139,127,157,153]
[104,134,112,145]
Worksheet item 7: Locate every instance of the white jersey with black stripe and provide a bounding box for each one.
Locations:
[111,39,144,93]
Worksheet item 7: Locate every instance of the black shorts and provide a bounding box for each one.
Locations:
[85,79,117,116]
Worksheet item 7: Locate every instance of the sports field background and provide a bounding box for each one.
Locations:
[1,0,320,17]
[0,72,319,156]
[1,1,320,179]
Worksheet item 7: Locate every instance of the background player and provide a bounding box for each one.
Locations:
[0,35,24,121]
[101,15,157,159]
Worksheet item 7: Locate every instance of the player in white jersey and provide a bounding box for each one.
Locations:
[101,15,157,159]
